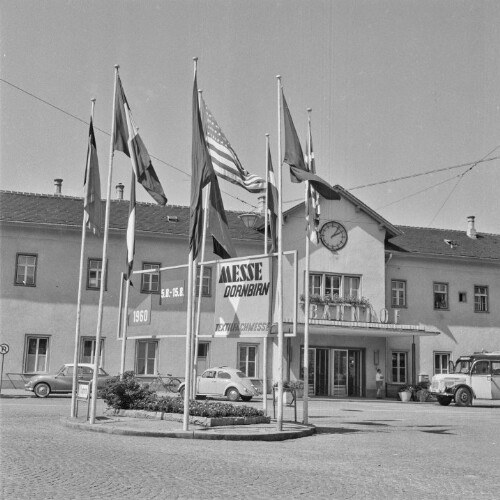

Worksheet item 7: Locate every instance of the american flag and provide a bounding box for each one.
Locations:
[200,95,265,193]
[305,128,320,244]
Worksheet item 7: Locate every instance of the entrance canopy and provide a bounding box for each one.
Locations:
[284,319,440,338]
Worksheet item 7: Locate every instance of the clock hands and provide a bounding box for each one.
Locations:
[330,229,342,239]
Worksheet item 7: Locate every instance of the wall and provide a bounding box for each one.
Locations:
[386,254,500,379]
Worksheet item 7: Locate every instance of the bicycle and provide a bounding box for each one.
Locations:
[149,372,182,393]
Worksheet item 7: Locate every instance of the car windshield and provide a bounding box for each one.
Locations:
[453,360,471,374]
[235,371,247,378]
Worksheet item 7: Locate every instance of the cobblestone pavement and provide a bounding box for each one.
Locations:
[1,395,499,499]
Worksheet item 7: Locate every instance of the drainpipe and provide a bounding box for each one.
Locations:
[412,336,416,386]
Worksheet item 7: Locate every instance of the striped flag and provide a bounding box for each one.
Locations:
[114,75,167,205]
[305,128,320,244]
[126,171,136,281]
[190,70,236,260]
[200,95,265,194]
[267,146,278,253]
[83,117,103,236]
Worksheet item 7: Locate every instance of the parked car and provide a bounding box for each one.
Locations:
[25,363,112,398]
[178,366,261,402]
[429,351,500,406]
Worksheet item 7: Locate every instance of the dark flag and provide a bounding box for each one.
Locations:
[114,75,167,205]
[282,90,340,201]
[190,68,236,260]
[126,171,136,281]
[267,146,278,253]
[83,117,103,236]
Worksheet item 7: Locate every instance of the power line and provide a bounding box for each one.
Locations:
[424,144,500,227]
[349,155,499,190]
[0,77,259,211]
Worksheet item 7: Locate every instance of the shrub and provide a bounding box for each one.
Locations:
[100,371,156,410]
[101,372,264,418]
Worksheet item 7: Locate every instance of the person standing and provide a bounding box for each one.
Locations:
[376,368,384,399]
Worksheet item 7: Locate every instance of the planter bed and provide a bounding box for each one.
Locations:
[105,408,271,428]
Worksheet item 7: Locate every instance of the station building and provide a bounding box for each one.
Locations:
[1,182,498,398]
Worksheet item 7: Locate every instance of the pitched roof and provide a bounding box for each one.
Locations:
[282,184,402,238]
[2,190,499,261]
[388,225,500,261]
[0,191,263,243]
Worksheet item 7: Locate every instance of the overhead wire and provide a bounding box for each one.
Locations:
[2,77,498,216]
[424,144,500,227]
[0,77,259,211]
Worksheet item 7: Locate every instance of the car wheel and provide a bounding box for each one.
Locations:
[240,396,252,402]
[455,387,472,407]
[34,383,50,398]
[226,388,240,402]
[437,396,452,406]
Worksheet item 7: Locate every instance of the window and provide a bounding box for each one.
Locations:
[434,352,451,375]
[238,344,258,378]
[87,259,104,290]
[391,352,407,383]
[141,263,160,293]
[472,361,489,375]
[309,273,361,300]
[80,338,105,367]
[198,343,209,358]
[391,280,407,307]
[25,336,49,373]
[15,254,37,286]
[458,292,467,303]
[433,282,448,310]
[196,266,212,297]
[474,286,488,313]
[136,340,158,376]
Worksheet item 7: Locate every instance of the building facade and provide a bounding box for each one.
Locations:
[1,186,498,398]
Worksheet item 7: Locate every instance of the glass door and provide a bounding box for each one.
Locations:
[300,348,316,396]
[332,349,348,396]
[347,350,362,396]
[316,349,329,396]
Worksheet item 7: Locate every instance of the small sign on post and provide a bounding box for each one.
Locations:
[76,380,92,420]
[0,343,10,396]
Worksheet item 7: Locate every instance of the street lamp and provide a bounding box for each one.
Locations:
[238,213,260,229]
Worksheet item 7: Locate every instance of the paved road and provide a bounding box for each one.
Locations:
[1,395,499,499]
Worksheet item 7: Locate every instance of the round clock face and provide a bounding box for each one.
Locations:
[319,221,348,251]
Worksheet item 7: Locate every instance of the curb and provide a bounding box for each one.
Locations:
[62,417,316,441]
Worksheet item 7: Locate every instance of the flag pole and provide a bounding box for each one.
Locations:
[262,133,270,415]
[119,274,131,379]
[89,65,119,425]
[183,57,198,432]
[116,272,125,340]
[71,98,96,418]
[303,108,312,425]
[276,76,284,431]
[192,178,210,397]
[191,89,209,397]
[264,134,269,253]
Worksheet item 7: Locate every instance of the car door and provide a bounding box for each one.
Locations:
[55,365,76,392]
[197,370,217,395]
[470,361,492,399]
[490,361,500,400]
[215,370,232,395]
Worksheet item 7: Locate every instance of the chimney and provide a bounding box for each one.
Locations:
[467,216,477,239]
[54,178,63,195]
[257,195,265,214]
[116,183,124,200]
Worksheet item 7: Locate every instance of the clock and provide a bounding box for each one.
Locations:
[319,221,348,251]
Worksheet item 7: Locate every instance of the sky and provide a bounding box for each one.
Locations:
[1,0,499,233]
